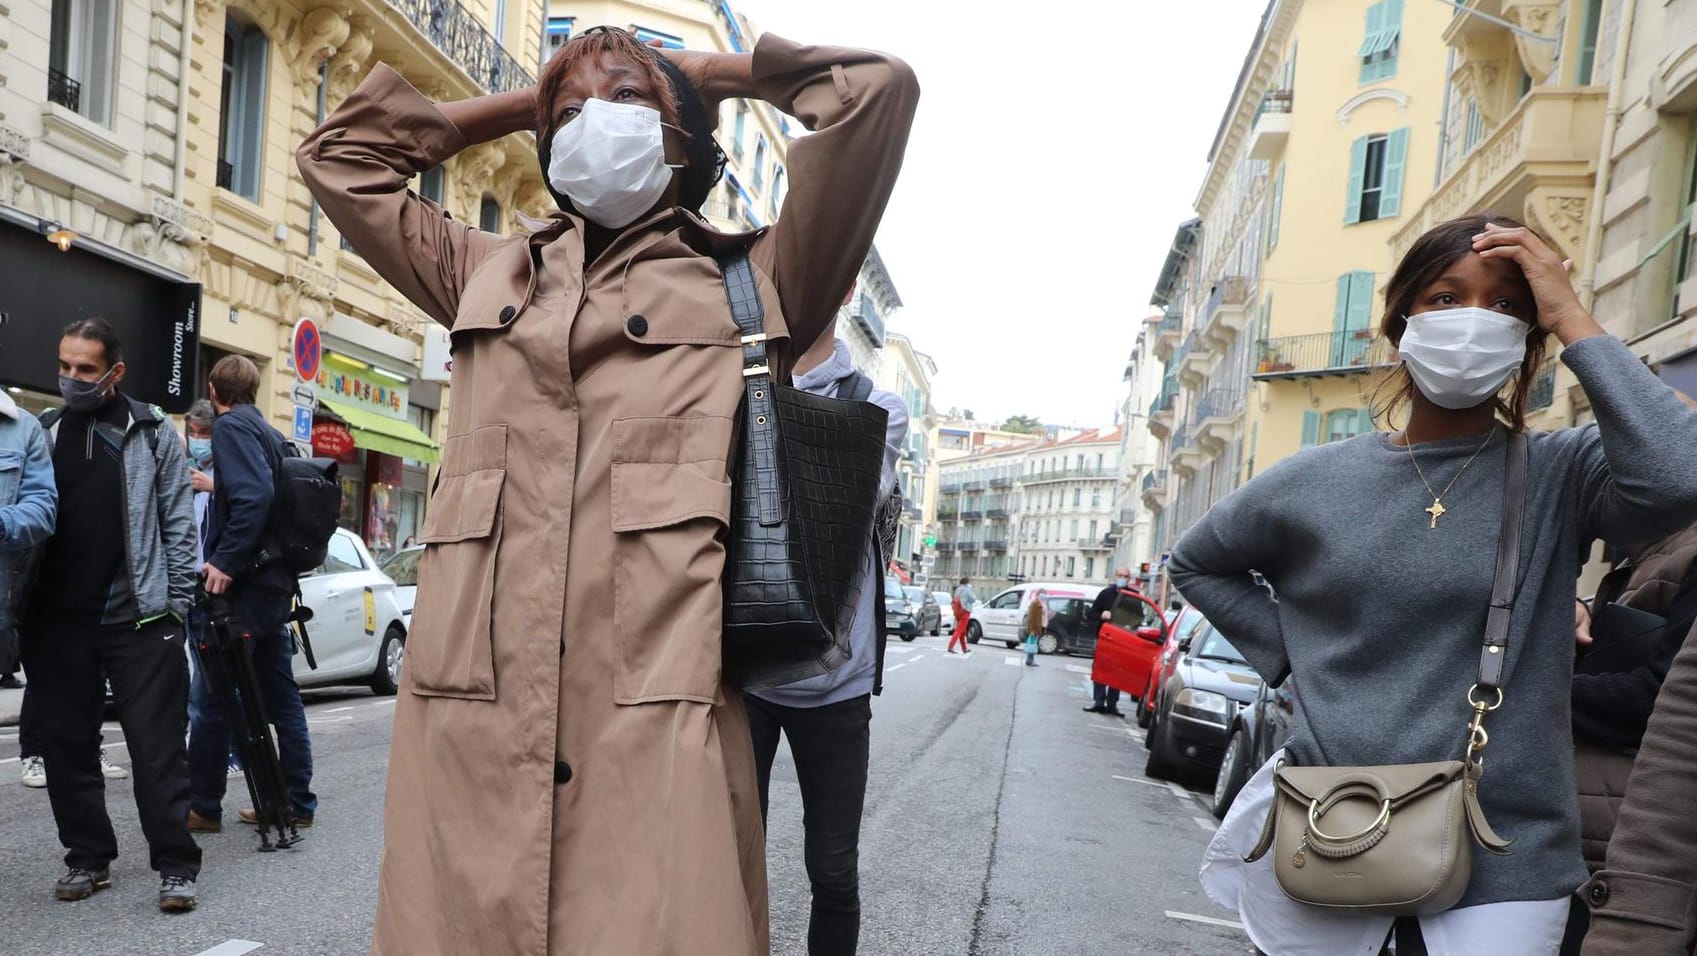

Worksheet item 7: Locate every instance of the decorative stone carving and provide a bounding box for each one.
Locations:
[131,196,215,277]
[455,141,508,205]
[326,22,376,105]
[0,123,28,161]
[194,0,222,30]
[1501,1,1560,83]
[1524,191,1589,263]
[279,255,339,321]
[290,6,351,90]
[1454,58,1505,124]
[511,180,555,223]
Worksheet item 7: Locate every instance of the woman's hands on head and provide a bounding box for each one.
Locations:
[1471,223,1603,346]
[645,38,757,124]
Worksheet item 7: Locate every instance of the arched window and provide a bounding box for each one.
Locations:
[480,195,502,234]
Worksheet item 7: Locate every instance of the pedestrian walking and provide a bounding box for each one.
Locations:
[1084,569,1133,716]
[0,384,56,765]
[1023,589,1048,667]
[1174,215,1697,953]
[21,318,202,911]
[298,25,917,955]
[181,400,242,782]
[187,357,315,834]
[746,330,908,956]
[949,577,976,654]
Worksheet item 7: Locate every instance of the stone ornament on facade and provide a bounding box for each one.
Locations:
[1523,190,1589,262]
[131,196,215,277]
[291,6,354,92]
[280,254,340,322]
[327,23,377,106]
[0,123,29,207]
[455,140,508,207]
[1500,0,1561,83]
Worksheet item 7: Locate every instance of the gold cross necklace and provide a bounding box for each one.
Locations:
[1404,427,1498,529]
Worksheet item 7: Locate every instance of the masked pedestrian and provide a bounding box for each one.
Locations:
[1084,569,1134,716]
[22,318,201,911]
[299,25,917,955]
[1174,215,1697,953]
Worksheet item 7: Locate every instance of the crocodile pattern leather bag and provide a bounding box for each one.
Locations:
[717,253,890,690]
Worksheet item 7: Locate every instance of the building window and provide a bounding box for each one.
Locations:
[1575,0,1605,85]
[48,0,118,125]
[1066,557,1077,578]
[1084,558,1094,580]
[419,166,445,205]
[732,105,747,161]
[545,17,574,60]
[1092,489,1102,508]
[1672,132,1697,318]
[1345,128,1409,224]
[1304,408,1374,446]
[1268,163,1285,250]
[1331,271,1376,364]
[1463,98,1485,153]
[493,0,508,41]
[1358,0,1402,84]
[633,26,685,49]
[752,136,768,193]
[480,195,502,233]
[218,13,269,201]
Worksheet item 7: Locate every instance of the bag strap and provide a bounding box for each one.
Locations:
[1477,430,1528,692]
[716,252,782,529]
[844,371,875,403]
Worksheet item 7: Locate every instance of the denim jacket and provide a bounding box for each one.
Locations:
[0,391,58,637]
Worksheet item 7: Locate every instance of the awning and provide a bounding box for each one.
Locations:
[317,398,439,463]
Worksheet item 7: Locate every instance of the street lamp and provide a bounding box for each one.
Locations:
[37,219,77,251]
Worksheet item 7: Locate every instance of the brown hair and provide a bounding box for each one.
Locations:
[1371,213,1551,432]
[209,354,261,407]
[534,27,681,140]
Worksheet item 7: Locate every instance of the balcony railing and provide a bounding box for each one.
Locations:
[1150,392,1176,417]
[1200,277,1253,327]
[1020,466,1114,484]
[47,68,81,112]
[940,481,963,494]
[1170,425,1192,451]
[216,160,235,191]
[935,541,956,552]
[960,509,984,521]
[1254,330,1394,379]
[958,541,982,553]
[1253,88,1293,125]
[937,507,959,520]
[388,0,536,94]
[985,539,1009,551]
[1195,387,1244,423]
[1140,469,1167,494]
[963,480,987,492]
[1528,362,1557,412]
[989,476,1015,489]
[986,507,1010,519]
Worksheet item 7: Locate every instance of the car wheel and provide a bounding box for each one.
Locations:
[1144,710,1179,780]
[370,626,405,696]
[931,627,941,637]
[966,622,982,645]
[1037,633,1059,655]
[1211,729,1250,819]
[1005,640,1018,649]
[900,633,916,643]
[1135,676,1156,728]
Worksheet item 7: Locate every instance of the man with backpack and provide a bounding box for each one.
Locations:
[186,355,317,833]
[746,330,908,956]
[22,318,201,911]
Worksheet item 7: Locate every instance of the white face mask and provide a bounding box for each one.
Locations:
[546,99,678,229]
[1397,307,1531,410]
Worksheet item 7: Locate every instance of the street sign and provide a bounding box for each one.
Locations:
[291,381,316,408]
[292,404,313,443]
[291,318,322,383]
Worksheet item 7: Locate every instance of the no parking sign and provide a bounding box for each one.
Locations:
[291,318,322,383]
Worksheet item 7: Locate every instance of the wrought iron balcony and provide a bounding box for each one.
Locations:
[1195,387,1244,423]
[936,541,956,552]
[963,480,987,492]
[958,541,981,553]
[985,539,1009,551]
[1019,466,1114,485]
[216,160,235,191]
[940,480,963,494]
[1140,469,1166,494]
[1249,89,1293,161]
[989,475,1015,489]
[1254,330,1394,380]
[1153,310,1185,361]
[960,509,985,521]
[388,0,536,94]
[47,68,82,113]
[986,507,1010,519]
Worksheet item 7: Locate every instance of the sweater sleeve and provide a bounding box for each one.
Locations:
[207,415,275,575]
[1167,462,1297,685]
[1564,335,1697,546]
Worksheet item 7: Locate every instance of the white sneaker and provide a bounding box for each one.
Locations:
[227,759,243,777]
[20,755,45,788]
[98,749,129,780]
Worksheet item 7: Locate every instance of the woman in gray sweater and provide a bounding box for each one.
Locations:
[1174,214,1697,954]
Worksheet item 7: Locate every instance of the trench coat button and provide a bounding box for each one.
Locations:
[498,305,517,324]
[1587,881,1610,906]
[626,314,649,337]
[554,760,573,785]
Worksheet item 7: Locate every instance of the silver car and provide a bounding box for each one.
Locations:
[294,529,408,695]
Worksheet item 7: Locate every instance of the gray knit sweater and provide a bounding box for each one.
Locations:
[1169,335,1697,908]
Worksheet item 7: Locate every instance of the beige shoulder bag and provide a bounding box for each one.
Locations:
[1243,430,1526,917]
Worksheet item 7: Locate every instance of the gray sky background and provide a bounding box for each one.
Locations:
[736,0,1271,429]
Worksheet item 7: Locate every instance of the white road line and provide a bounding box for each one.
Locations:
[321,706,355,714]
[908,655,925,662]
[1166,781,1190,800]
[375,698,397,706]
[0,756,17,765]
[1065,664,1092,675]
[307,715,353,724]
[886,646,915,654]
[190,941,266,956]
[1165,910,1244,930]
[1113,774,1167,789]
[1194,816,1217,833]
[886,663,907,672]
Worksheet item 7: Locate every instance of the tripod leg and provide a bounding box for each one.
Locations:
[197,621,275,850]
[227,632,298,848]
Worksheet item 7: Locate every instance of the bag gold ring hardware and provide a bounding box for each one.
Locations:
[1307,797,1392,844]
[1467,684,1504,711]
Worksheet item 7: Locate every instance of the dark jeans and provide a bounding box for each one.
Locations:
[747,693,872,956]
[188,590,315,819]
[19,615,201,878]
[1092,682,1121,709]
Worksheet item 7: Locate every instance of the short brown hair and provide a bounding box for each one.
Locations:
[209,354,261,407]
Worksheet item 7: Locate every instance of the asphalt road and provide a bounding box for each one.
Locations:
[0,636,1251,955]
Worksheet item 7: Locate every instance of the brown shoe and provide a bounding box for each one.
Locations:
[238,808,313,828]
[186,810,222,833]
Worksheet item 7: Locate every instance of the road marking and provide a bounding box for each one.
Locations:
[190,941,266,956]
[908,655,925,662]
[1166,781,1190,800]
[1194,816,1217,832]
[0,757,17,765]
[1113,774,1167,788]
[887,646,915,655]
[886,663,907,672]
[1065,664,1092,675]
[1005,657,1022,666]
[375,698,397,707]
[307,715,353,724]
[1165,911,1244,930]
[321,706,355,714]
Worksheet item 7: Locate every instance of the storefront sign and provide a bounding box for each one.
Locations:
[316,358,409,420]
[312,421,357,462]
[421,326,453,383]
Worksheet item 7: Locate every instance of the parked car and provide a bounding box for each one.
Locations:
[885,576,920,641]
[1136,605,1209,729]
[1210,672,1303,818]
[966,581,1083,649]
[1027,590,1099,654]
[294,528,409,695]
[908,587,942,636]
[931,592,954,635]
[379,544,423,633]
[1143,621,1261,785]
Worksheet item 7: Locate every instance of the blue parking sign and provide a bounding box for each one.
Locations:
[293,404,313,442]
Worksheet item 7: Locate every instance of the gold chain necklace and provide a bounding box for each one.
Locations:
[1404,427,1497,529]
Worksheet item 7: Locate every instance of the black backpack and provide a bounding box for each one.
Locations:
[259,441,343,575]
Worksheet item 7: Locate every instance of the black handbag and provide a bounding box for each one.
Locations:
[716,252,890,690]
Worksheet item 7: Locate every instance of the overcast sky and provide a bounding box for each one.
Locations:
[735,0,1270,429]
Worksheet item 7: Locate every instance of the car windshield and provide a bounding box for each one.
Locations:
[1194,627,1248,664]
[380,548,422,586]
[885,577,904,595]
[904,587,926,603]
[1047,597,1086,619]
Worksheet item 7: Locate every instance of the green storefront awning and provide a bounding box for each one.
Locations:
[317,398,440,464]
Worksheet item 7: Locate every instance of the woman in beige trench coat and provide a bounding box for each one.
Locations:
[297,27,917,956]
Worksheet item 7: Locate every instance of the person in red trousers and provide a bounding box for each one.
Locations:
[949,577,977,655]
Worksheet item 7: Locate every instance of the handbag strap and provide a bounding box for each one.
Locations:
[1477,430,1529,692]
[716,252,783,528]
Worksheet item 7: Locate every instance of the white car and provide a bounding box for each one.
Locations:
[378,544,423,634]
[293,529,408,695]
[966,581,1087,649]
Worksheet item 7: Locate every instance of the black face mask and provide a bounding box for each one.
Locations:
[59,370,116,412]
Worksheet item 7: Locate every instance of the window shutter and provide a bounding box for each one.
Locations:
[1301,410,1321,447]
[1357,407,1375,435]
[1333,273,1353,333]
[1346,270,1375,332]
[1357,1,1383,57]
[1380,127,1410,218]
[1345,135,1368,223]
[1269,164,1285,248]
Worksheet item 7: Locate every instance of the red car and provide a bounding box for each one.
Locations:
[1137,606,1209,728]
[1089,589,1169,701]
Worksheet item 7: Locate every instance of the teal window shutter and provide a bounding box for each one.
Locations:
[1333,274,1353,334]
[1380,127,1410,218]
[1301,410,1322,447]
[1357,406,1376,435]
[1344,136,1368,224]
[1357,1,1383,58]
[1346,270,1375,332]
[1269,164,1285,248]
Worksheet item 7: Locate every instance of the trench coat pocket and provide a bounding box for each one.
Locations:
[609,416,735,704]
[408,425,506,700]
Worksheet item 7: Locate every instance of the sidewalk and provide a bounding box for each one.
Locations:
[1,684,20,727]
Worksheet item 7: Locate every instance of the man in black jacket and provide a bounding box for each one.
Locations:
[1083,568,1133,717]
[186,355,316,833]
